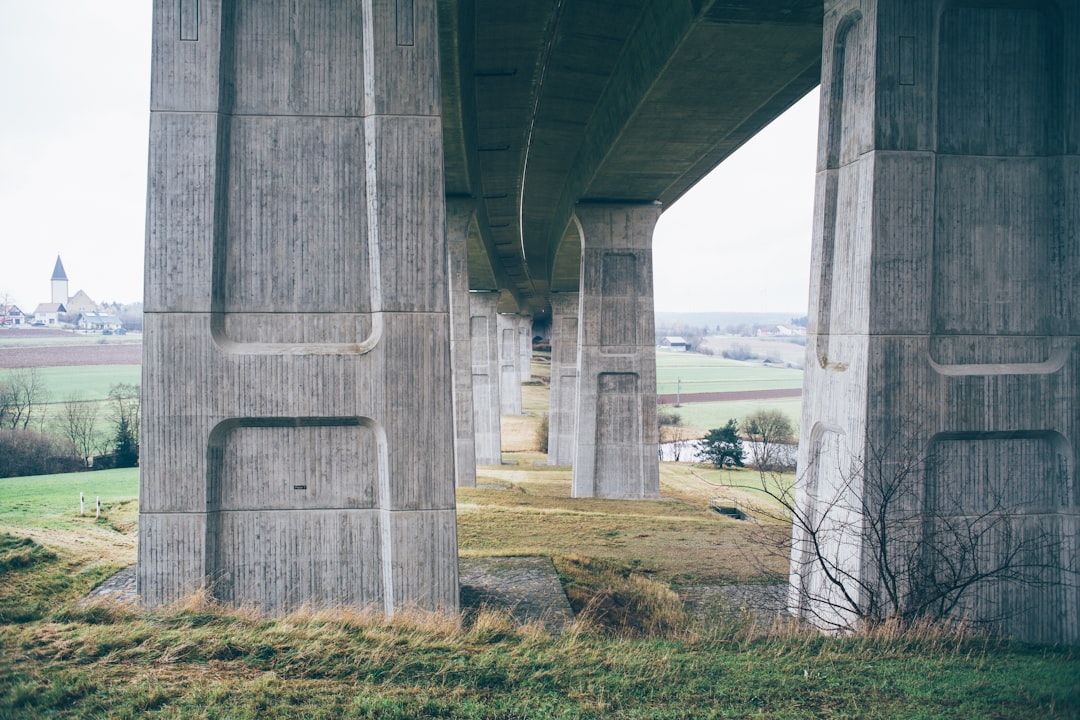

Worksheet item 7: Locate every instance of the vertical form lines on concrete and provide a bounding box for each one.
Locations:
[497,313,523,415]
[795,0,1078,643]
[469,292,503,464]
[446,200,478,487]
[140,0,458,615]
[547,292,580,466]
[518,315,534,384]
[572,204,661,499]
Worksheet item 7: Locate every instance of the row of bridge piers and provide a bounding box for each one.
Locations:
[138,0,1077,643]
[448,200,662,501]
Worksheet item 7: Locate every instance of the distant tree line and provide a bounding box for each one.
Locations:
[0,369,139,478]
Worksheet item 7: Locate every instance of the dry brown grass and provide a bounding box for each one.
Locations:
[460,460,789,587]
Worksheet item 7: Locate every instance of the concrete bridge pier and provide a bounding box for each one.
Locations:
[138,0,458,614]
[794,0,1079,642]
[447,200,478,488]
[518,315,534,384]
[547,293,580,466]
[469,292,503,465]
[497,313,523,415]
[572,204,661,499]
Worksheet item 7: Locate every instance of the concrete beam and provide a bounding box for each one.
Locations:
[794,0,1079,643]
[572,204,660,499]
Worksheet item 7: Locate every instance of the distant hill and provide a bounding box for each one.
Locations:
[655,311,802,331]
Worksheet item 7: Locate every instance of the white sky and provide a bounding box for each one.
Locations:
[0,3,818,315]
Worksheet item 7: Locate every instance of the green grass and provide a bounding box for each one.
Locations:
[655,350,804,396]
[0,468,139,532]
[661,396,803,435]
[0,465,1077,718]
[0,364,141,403]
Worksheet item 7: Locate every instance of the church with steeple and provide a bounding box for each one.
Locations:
[46,255,98,316]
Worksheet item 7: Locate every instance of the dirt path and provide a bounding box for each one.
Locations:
[656,387,801,404]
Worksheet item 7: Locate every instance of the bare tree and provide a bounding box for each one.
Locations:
[742,409,795,471]
[728,423,1076,635]
[0,368,46,430]
[54,395,103,468]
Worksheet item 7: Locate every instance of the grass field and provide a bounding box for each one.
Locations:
[661,396,803,437]
[0,364,141,402]
[1,464,1077,718]
[0,343,1076,717]
[0,364,141,433]
[655,350,804,396]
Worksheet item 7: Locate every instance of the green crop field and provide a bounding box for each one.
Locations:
[0,364,141,403]
[655,350,803,395]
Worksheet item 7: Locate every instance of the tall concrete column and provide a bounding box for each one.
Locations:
[497,313,522,415]
[446,199,477,488]
[518,315,533,383]
[572,204,661,499]
[469,292,503,464]
[794,0,1078,643]
[139,0,458,614]
[547,292,580,466]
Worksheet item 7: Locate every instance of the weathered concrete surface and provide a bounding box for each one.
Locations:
[517,315,533,384]
[572,204,660,499]
[440,0,822,315]
[497,313,522,416]
[794,0,1079,643]
[547,293,580,466]
[459,556,575,632]
[469,292,502,465]
[140,0,458,614]
[447,200,478,488]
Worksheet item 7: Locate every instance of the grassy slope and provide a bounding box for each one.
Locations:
[0,470,1075,718]
[0,391,1076,716]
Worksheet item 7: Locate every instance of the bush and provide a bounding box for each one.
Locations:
[722,344,757,361]
[0,429,80,478]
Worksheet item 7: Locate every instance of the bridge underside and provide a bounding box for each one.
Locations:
[140,0,1077,642]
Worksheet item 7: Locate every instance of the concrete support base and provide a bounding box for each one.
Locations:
[794,0,1079,643]
[138,0,458,614]
[547,293,580,466]
[469,292,503,465]
[572,204,661,499]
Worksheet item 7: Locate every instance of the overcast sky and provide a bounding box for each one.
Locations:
[0,3,818,315]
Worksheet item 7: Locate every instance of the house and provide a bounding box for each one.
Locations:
[77,311,123,332]
[66,289,98,315]
[660,336,689,351]
[1,304,27,326]
[33,302,66,326]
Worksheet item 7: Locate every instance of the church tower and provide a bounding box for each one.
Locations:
[50,255,68,305]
